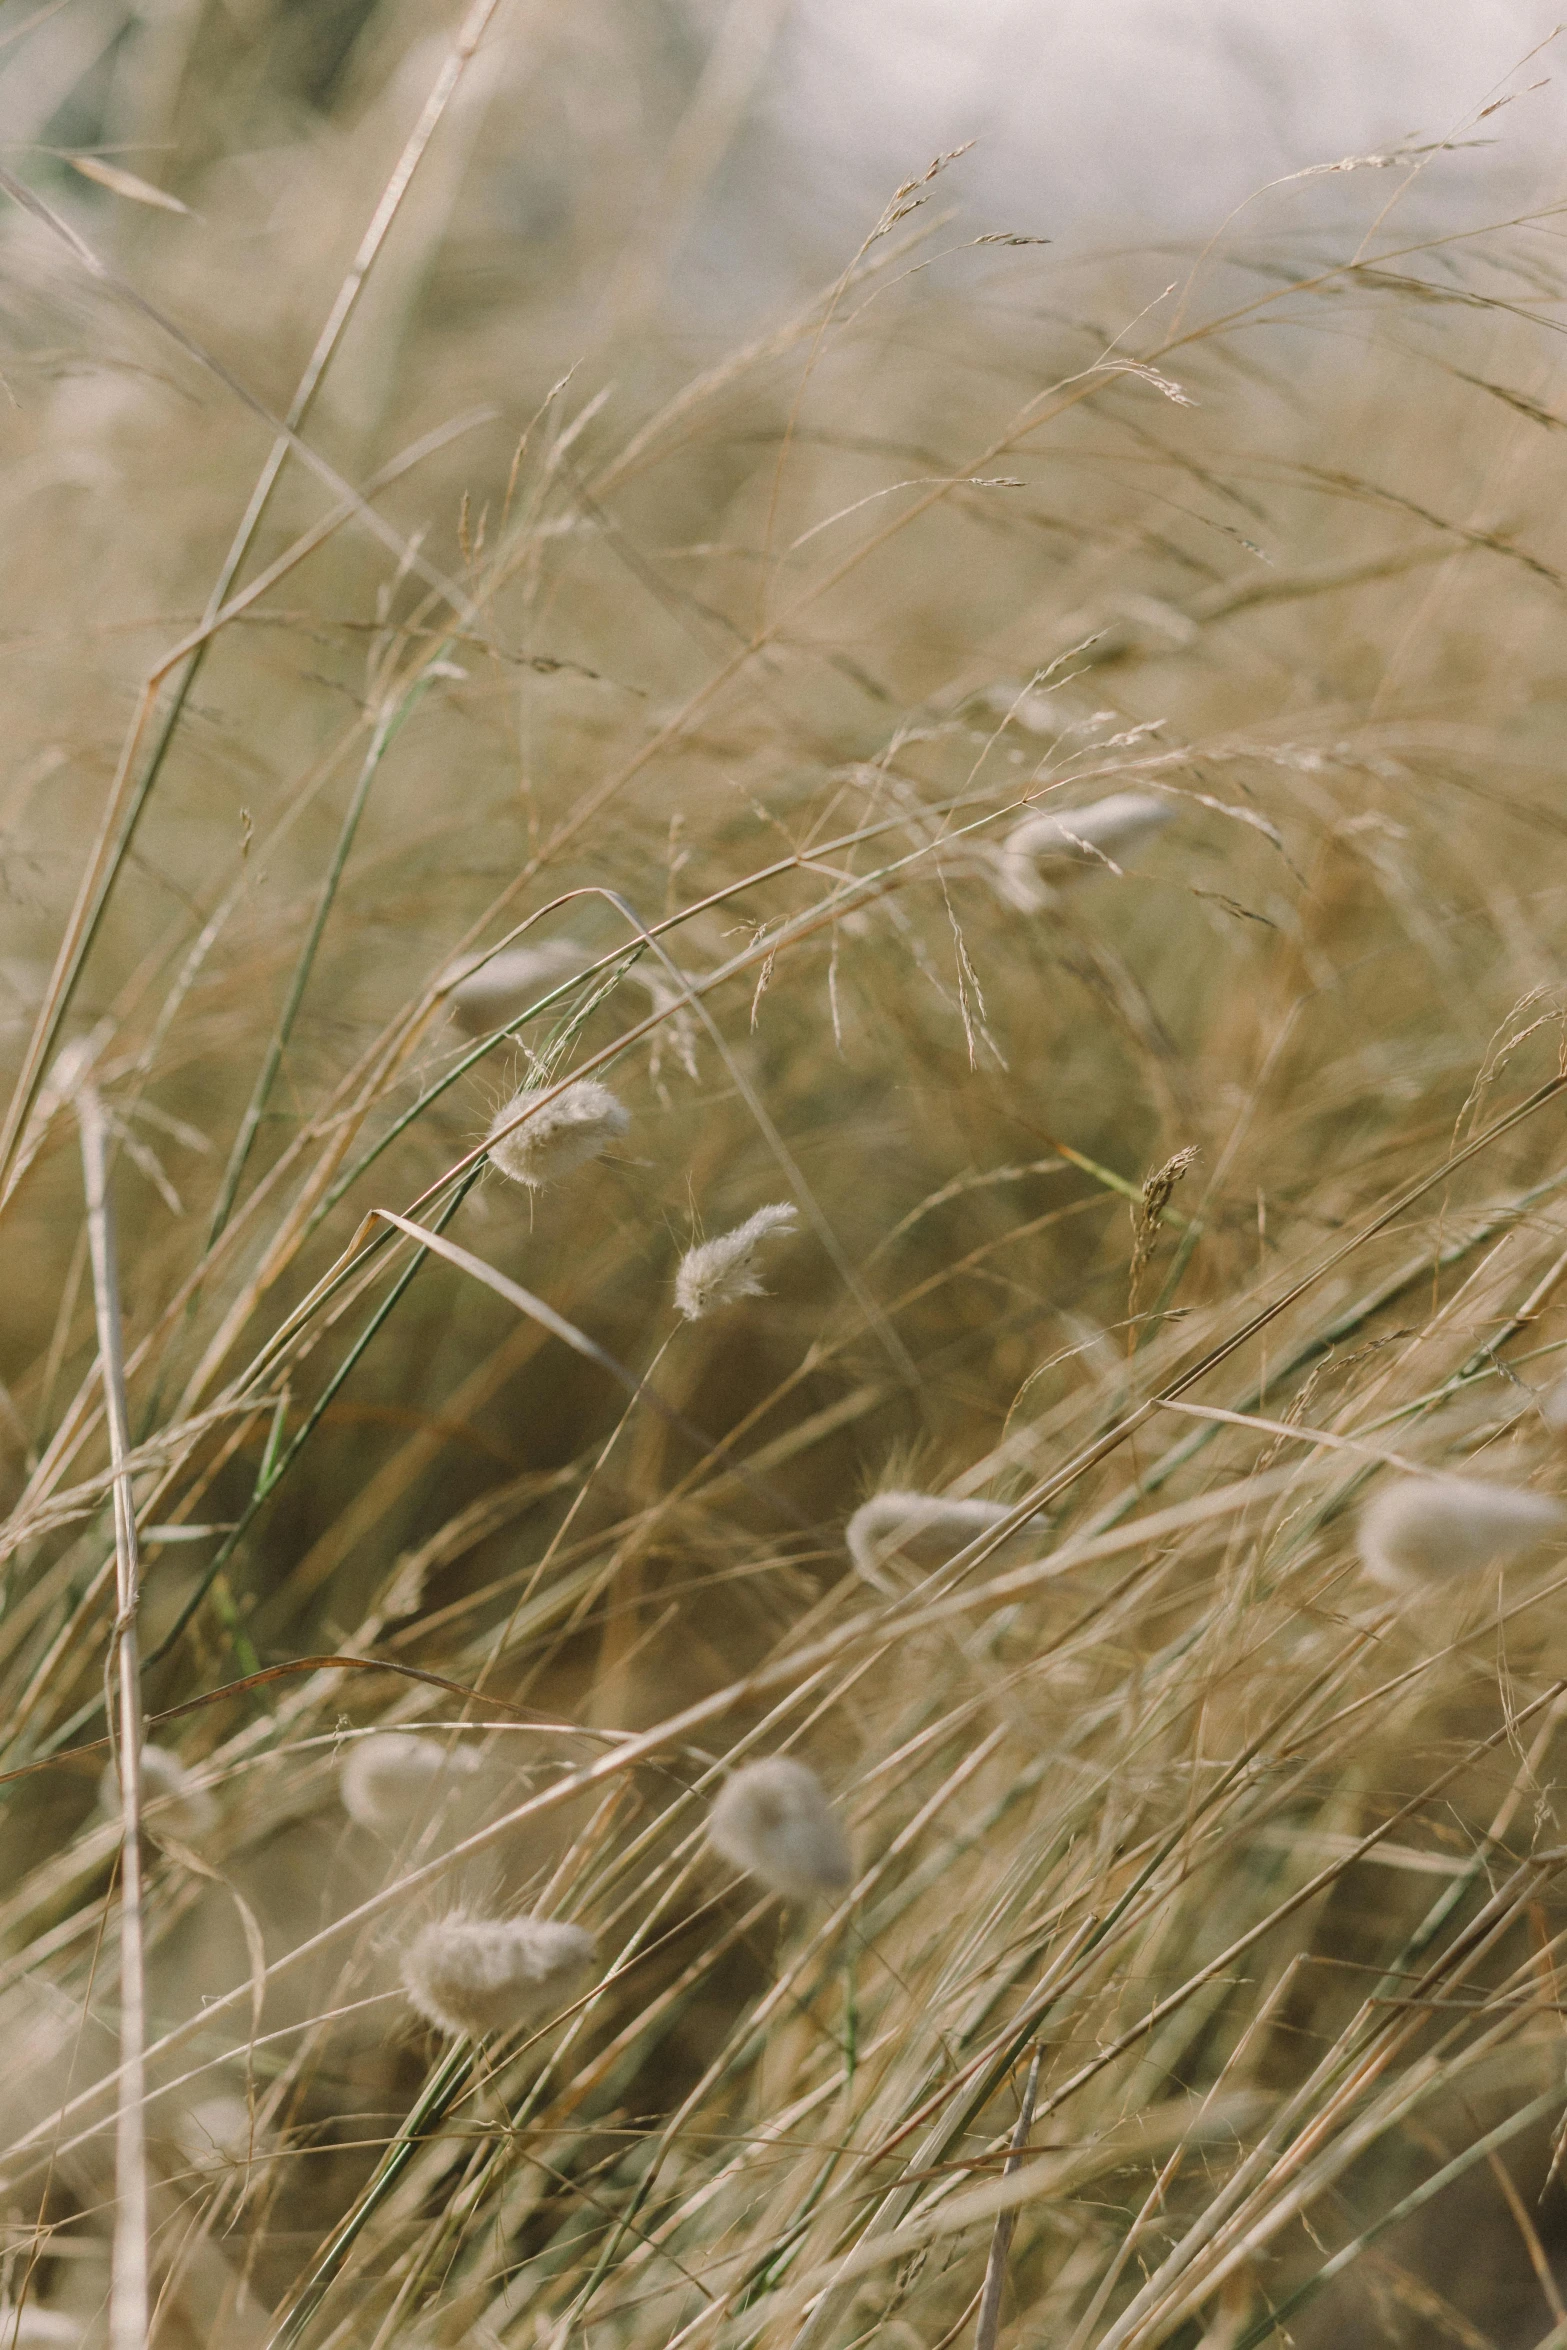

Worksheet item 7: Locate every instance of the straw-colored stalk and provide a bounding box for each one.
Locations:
[76,1082,149,2350]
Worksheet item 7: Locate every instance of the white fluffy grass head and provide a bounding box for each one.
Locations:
[447,940,692,1054]
[486,1077,630,1188]
[0,2308,83,2346]
[1539,1371,1567,1434]
[98,1741,217,1842]
[176,2091,265,2177]
[339,1732,480,1839]
[446,939,593,1033]
[674,1203,798,1320]
[998,790,1175,910]
[846,1490,1025,1594]
[1358,1474,1567,1585]
[401,1913,597,2038]
[707,1757,853,1901]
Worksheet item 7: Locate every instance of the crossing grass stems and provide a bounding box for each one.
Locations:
[7,7,1567,2346]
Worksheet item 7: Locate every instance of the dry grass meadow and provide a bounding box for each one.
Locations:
[10,5,1567,2346]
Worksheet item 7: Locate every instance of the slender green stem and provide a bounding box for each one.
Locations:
[207,694,421,1247]
[38,1169,482,1761]
[1230,2089,1562,2350]
[269,2037,476,2349]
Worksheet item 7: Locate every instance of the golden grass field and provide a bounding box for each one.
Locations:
[9,5,1567,2345]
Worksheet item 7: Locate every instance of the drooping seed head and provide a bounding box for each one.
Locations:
[846,1490,1029,1594]
[1358,1474,1567,1584]
[339,1732,479,1839]
[445,939,594,1033]
[707,1757,853,1901]
[674,1203,799,1321]
[486,1078,630,1188]
[98,1742,217,1842]
[447,941,693,1056]
[401,1914,597,2038]
[998,790,1175,910]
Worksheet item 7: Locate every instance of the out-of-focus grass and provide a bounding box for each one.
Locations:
[7,7,1567,2346]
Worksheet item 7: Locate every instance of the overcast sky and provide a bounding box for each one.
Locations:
[691,0,1567,298]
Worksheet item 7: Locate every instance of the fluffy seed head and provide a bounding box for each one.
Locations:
[98,1742,216,1841]
[998,790,1175,910]
[486,1078,630,1188]
[401,1914,597,2038]
[0,2309,82,2346]
[847,1490,1029,1593]
[1540,1372,1567,1435]
[339,1732,479,1839]
[447,942,693,1070]
[707,1757,853,1901]
[674,1203,799,1320]
[177,2092,264,2176]
[1359,1475,1567,1584]
[446,939,593,1033]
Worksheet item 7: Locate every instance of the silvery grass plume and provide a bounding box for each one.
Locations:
[401,1914,597,2039]
[0,2308,82,2345]
[98,1742,216,1841]
[674,1202,799,1320]
[447,939,701,1077]
[486,1077,630,1188]
[1358,1474,1567,1584]
[448,937,688,1021]
[847,1490,1036,1594]
[175,2092,265,2179]
[707,1757,853,1901]
[996,790,1175,912]
[1539,1371,1567,1434]
[445,939,594,1031]
[1,1978,116,2178]
[339,1731,481,1839]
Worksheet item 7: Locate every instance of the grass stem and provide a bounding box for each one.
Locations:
[77,1082,150,2350]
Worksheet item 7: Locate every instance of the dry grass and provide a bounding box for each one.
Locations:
[7,7,1567,2346]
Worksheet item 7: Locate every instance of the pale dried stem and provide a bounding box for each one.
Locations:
[0,0,512,1200]
[973,2045,1041,2350]
[77,1082,149,2350]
